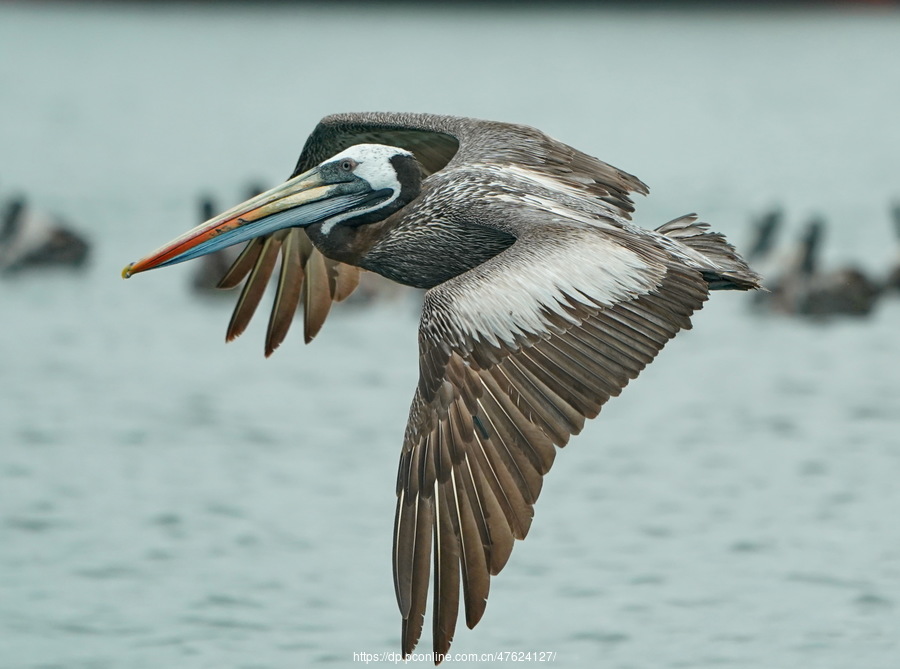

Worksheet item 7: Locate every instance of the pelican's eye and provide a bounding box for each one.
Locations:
[339,158,357,173]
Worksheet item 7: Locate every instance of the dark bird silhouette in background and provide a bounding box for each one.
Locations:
[0,193,89,274]
[767,217,880,317]
[885,201,900,293]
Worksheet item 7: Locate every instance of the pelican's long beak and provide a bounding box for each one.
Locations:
[122,166,369,278]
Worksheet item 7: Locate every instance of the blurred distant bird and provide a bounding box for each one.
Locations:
[0,196,23,247]
[768,217,880,317]
[123,112,761,661]
[886,201,900,292]
[744,207,784,306]
[0,194,89,273]
[746,207,783,265]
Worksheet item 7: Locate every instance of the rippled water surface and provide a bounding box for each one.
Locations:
[2,4,900,668]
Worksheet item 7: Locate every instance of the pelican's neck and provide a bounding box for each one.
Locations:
[305,216,395,268]
[357,217,516,289]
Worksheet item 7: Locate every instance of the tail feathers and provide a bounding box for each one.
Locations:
[657,214,763,291]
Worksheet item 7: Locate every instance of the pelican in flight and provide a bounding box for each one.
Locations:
[123,113,760,660]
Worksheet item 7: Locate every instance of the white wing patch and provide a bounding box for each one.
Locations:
[437,227,663,350]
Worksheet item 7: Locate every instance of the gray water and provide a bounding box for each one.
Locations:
[2,4,900,668]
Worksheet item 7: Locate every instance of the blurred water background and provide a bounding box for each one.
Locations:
[1,3,900,668]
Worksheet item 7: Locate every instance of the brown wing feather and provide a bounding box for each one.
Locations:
[224,233,284,343]
[301,243,334,344]
[394,256,711,658]
[333,263,361,302]
[265,229,304,357]
[217,238,264,290]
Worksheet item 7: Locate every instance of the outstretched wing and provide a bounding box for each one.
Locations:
[216,113,649,354]
[393,222,712,657]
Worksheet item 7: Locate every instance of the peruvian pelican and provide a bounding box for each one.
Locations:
[0,194,89,273]
[766,218,880,317]
[123,113,761,660]
[887,201,900,292]
[746,207,783,266]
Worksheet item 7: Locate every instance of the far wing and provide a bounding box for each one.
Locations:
[216,228,359,353]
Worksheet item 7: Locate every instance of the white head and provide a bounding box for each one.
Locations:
[318,144,419,234]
